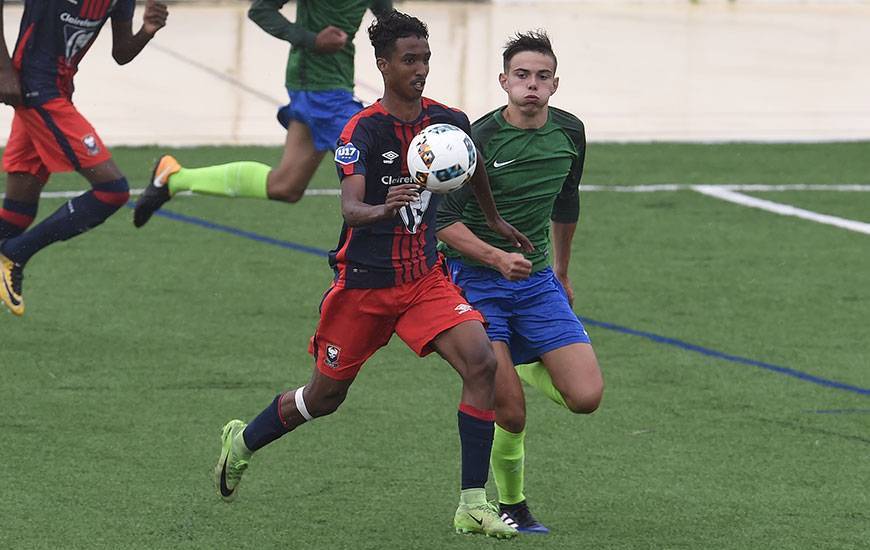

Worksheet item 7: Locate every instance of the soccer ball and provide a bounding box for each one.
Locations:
[407,123,477,194]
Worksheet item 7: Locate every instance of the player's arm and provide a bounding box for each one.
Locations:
[249,0,347,54]
[467,157,535,253]
[111,0,168,65]
[340,176,418,227]
[550,127,585,305]
[0,0,22,107]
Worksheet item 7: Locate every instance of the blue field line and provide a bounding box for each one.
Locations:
[144,207,329,257]
[141,205,869,397]
[577,317,870,396]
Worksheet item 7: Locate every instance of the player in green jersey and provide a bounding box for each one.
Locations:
[132,0,392,227]
[436,31,605,533]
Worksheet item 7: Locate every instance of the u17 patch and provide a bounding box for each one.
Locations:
[335,143,360,165]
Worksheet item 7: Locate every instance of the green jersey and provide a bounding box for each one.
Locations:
[437,107,586,273]
[249,0,393,91]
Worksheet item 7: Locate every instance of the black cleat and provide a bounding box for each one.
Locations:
[500,500,550,534]
[133,154,179,228]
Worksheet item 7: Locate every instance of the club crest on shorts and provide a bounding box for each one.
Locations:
[324,344,341,368]
[334,143,359,165]
[82,134,100,156]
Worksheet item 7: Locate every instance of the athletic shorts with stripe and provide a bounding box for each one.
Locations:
[308,261,486,381]
[2,98,111,181]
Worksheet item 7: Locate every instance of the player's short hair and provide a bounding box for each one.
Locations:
[503,30,557,72]
[368,10,429,59]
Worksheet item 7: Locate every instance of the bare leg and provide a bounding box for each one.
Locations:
[266,121,326,203]
[540,343,604,413]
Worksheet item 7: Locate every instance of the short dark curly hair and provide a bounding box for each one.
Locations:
[503,30,557,71]
[368,10,429,59]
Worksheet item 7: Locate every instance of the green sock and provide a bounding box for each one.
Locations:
[515,362,569,409]
[491,424,525,506]
[459,487,487,506]
[168,161,270,200]
[231,432,253,460]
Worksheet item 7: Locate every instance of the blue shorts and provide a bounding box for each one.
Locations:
[447,259,591,365]
[277,89,364,152]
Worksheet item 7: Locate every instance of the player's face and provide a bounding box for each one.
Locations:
[500,51,559,114]
[380,36,431,101]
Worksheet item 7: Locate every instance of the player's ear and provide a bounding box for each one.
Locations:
[376,56,389,74]
[552,75,559,95]
[499,72,508,91]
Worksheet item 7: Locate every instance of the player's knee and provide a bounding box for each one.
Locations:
[269,186,305,203]
[266,174,306,203]
[498,407,526,433]
[93,177,130,210]
[564,382,604,414]
[465,345,498,383]
[307,388,348,418]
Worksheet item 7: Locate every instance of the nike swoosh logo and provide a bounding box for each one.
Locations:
[492,159,517,168]
[2,275,20,306]
[65,0,78,4]
[219,458,234,497]
[468,513,484,526]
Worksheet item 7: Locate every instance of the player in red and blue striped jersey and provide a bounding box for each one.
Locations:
[0,0,167,316]
[212,11,531,538]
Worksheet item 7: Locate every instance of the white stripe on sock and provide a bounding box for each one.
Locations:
[295,386,313,421]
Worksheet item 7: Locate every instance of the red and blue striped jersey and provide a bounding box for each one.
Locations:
[12,0,136,106]
[330,97,472,289]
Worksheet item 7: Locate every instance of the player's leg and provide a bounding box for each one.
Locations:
[0,173,44,316]
[487,341,551,534]
[214,284,394,501]
[266,89,362,202]
[264,121,325,203]
[539,343,603,414]
[429,322,514,539]
[214,368,355,502]
[0,157,129,269]
[0,100,126,314]
[395,267,515,538]
[511,267,604,413]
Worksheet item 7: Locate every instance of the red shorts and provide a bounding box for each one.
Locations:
[2,97,111,180]
[308,262,486,380]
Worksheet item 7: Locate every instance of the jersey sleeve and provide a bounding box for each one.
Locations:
[551,121,586,224]
[248,0,317,49]
[334,120,370,181]
[111,0,136,21]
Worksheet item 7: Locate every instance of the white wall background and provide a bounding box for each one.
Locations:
[1,1,869,144]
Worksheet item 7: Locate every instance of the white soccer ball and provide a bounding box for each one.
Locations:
[407,123,477,194]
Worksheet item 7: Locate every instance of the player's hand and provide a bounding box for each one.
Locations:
[142,0,168,37]
[489,217,534,253]
[555,270,575,306]
[496,252,532,281]
[314,26,348,54]
[383,184,419,217]
[0,66,23,107]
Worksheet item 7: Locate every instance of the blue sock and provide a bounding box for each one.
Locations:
[0,198,38,239]
[458,408,495,490]
[1,179,129,265]
[242,394,290,452]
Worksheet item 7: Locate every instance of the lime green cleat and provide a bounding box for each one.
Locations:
[213,420,250,502]
[454,501,518,539]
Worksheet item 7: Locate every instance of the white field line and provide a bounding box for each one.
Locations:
[12,183,870,200]
[693,185,870,236]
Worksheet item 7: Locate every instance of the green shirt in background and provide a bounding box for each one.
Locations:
[437,106,586,273]
[249,0,393,91]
